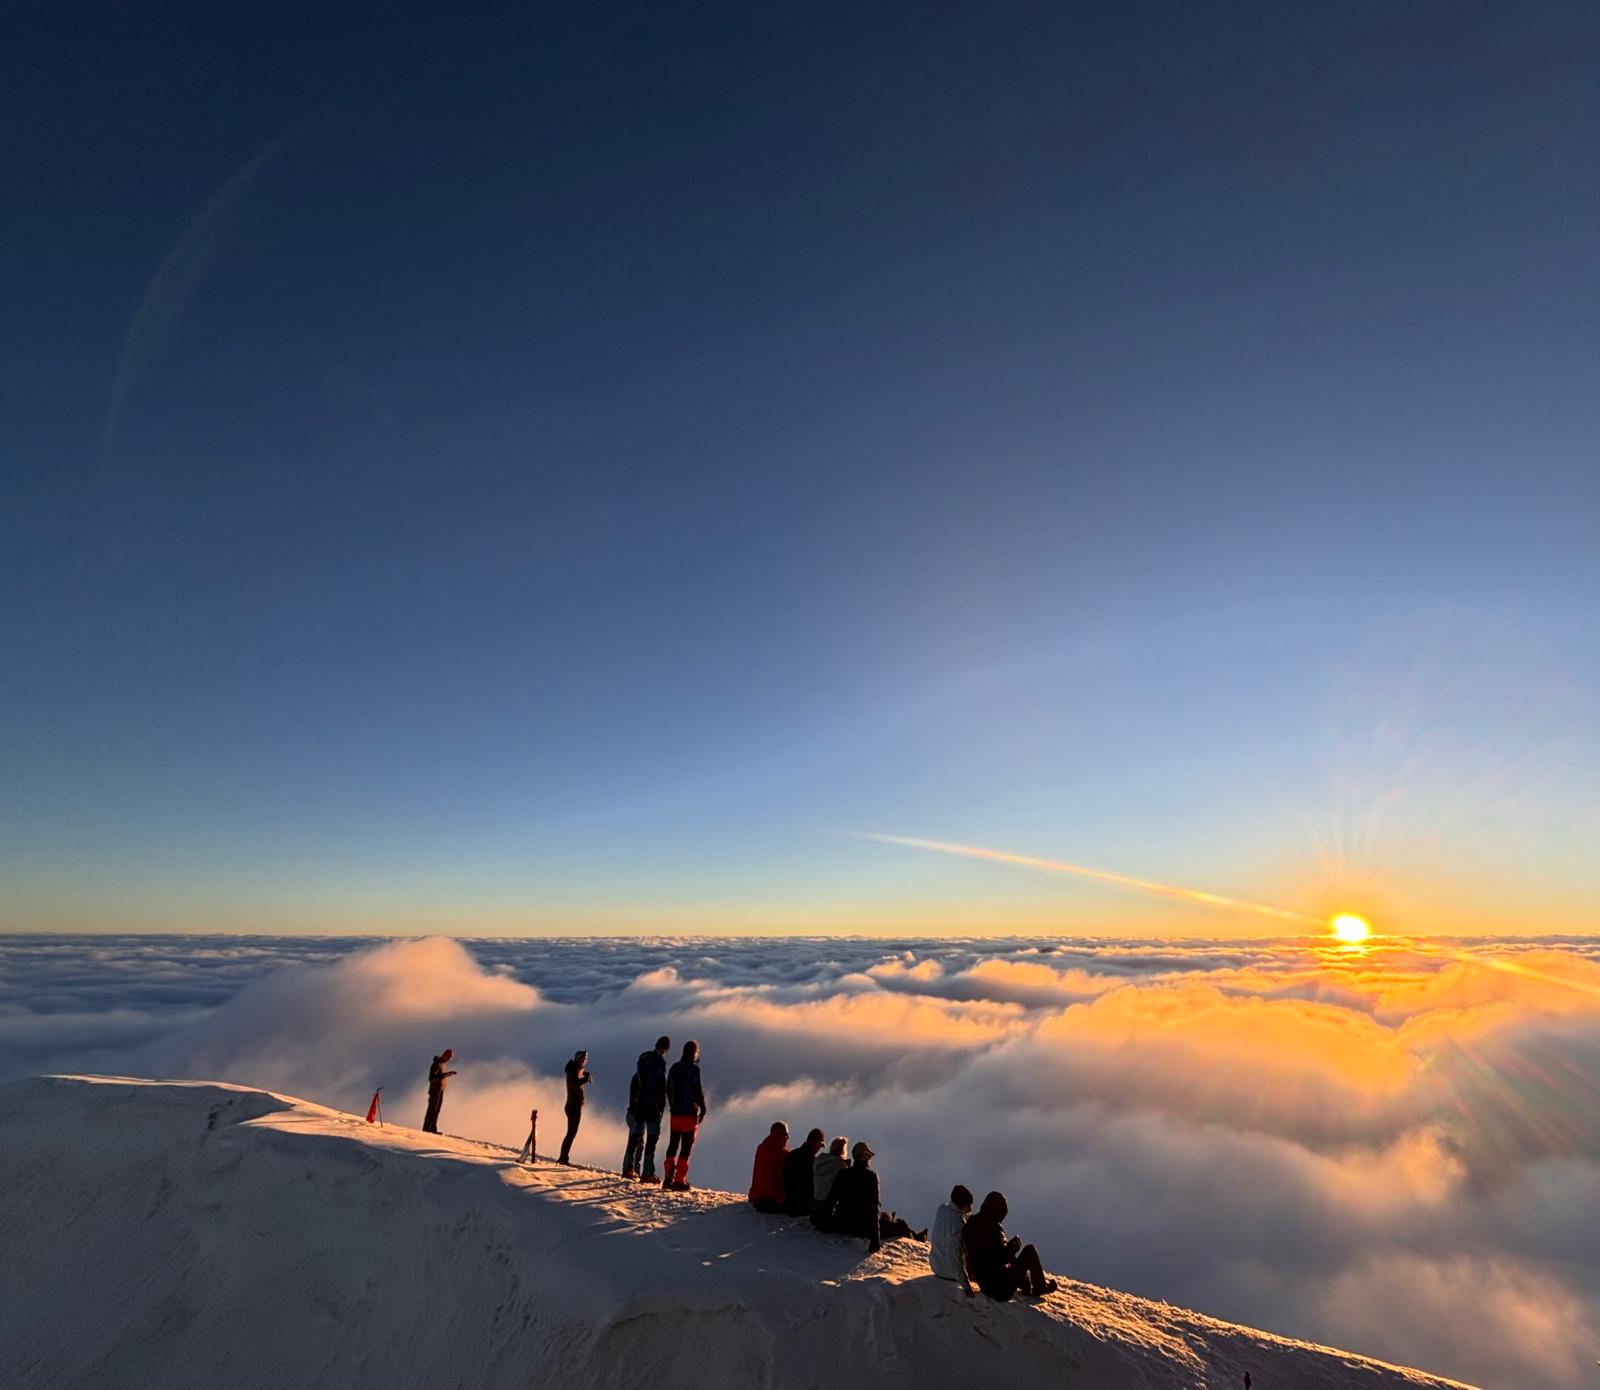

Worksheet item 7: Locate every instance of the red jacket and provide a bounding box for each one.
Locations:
[748,1133,788,1204]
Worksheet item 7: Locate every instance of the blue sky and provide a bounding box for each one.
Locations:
[2,2,1596,933]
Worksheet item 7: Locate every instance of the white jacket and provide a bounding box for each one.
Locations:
[930,1202,966,1281]
[813,1150,847,1202]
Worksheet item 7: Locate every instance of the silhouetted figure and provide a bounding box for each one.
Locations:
[828,1141,884,1252]
[557,1049,591,1164]
[662,1040,707,1189]
[784,1128,825,1216]
[623,1035,670,1182]
[963,1191,1057,1300]
[811,1135,849,1228]
[422,1049,456,1133]
[930,1184,975,1296]
[748,1121,789,1212]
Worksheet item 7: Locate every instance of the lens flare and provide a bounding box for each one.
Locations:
[861,833,1323,926]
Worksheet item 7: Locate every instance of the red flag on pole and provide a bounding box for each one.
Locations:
[365,1090,381,1124]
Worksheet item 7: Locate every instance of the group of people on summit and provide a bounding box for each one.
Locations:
[424,1040,1057,1302]
[744,1123,1055,1300]
[748,1123,919,1251]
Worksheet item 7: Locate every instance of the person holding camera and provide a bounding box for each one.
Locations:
[422,1048,456,1134]
[557,1049,592,1164]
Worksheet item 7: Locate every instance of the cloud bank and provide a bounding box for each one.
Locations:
[2,931,1597,1389]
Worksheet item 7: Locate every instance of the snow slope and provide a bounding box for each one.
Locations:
[0,1076,1478,1390]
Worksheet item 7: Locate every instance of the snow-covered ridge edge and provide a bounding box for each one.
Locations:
[1,1075,1478,1390]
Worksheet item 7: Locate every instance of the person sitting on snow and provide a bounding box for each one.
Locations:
[962,1191,1057,1300]
[811,1135,849,1228]
[828,1141,886,1252]
[929,1184,975,1296]
[784,1128,825,1216]
[748,1121,789,1213]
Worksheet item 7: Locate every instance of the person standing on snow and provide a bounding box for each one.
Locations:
[422,1048,456,1134]
[557,1049,592,1164]
[623,1035,670,1182]
[661,1039,707,1190]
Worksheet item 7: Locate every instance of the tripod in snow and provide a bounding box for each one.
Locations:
[516,1108,538,1163]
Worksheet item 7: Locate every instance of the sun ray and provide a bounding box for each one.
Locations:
[860,832,1325,926]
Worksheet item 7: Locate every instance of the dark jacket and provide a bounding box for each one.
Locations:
[782,1145,816,1216]
[563,1057,591,1109]
[962,1201,1015,1299]
[829,1162,881,1242]
[666,1059,706,1119]
[427,1056,450,1094]
[634,1050,667,1120]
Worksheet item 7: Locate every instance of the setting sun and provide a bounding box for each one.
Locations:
[1331,913,1373,944]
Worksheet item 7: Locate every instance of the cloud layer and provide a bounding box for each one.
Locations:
[2,931,1597,1389]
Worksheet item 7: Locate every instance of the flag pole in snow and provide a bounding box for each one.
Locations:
[516,1108,537,1163]
[365,1088,383,1126]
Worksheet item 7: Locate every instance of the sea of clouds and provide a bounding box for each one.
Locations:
[3,931,1597,1390]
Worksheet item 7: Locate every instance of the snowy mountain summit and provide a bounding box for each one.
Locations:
[2,1076,1476,1390]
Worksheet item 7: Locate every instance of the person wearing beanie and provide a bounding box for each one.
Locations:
[661,1040,707,1190]
[623,1035,671,1182]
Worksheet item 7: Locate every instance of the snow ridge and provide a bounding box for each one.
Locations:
[0,1076,1477,1390]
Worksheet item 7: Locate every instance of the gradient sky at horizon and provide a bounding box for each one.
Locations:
[3,2,1596,936]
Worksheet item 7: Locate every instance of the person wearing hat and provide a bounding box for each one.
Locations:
[557,1049,592,1164]
[961,1191,1058,1300]
[422,1048,456,1133]
[783,1128,825,1216]
[828,1140,884,1252]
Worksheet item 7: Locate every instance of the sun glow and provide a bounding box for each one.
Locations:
[1331,913,1373,944]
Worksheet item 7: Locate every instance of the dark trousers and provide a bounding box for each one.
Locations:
[422,1090,443,1133]
[983,1244,1049,1299]
[623,1112,662,1176]
[558,1103,582,1162]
